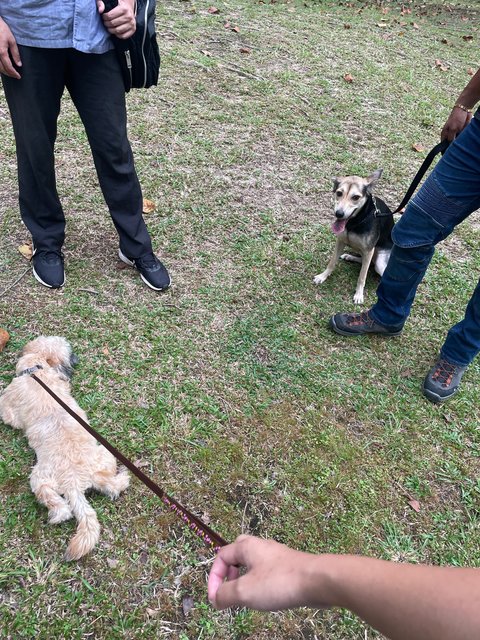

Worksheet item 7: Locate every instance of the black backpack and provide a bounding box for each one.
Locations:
[104,0,160,92]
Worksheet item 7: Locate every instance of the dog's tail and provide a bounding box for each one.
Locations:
[64,490,100,561]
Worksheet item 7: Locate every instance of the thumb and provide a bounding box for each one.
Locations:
[213,574,245,610]
[97,1,105,14]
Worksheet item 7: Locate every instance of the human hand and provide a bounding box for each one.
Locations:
[441,106,472,141]
[0,17,21,79]
[97,0,136,39]
[208,535,332,611]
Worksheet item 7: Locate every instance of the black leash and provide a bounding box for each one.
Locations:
[393,140,450,214]
[31,373,229,551]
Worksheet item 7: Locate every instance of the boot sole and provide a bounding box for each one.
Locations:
[422,387,458,404]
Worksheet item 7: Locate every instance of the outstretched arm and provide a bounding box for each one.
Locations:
[441,67,480,141]
[208,535,480,640]
[0,16,21,79]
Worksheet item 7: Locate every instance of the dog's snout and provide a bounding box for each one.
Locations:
[70,353,79,367]
[335,210,345,219]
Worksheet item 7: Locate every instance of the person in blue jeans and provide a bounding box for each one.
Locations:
[330,69,480,403]
[0,1,170,291]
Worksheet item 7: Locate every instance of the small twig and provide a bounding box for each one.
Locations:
[0,266,31,297]
[218,63,264,81]
[158,30,190,44]
[157,96,175,107]
[179,57,211,72]
[78,288,100,295]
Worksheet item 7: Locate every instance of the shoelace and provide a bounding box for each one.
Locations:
[38,251,63,264]
[346,311,374,327]
[431,359,457,387]
[136,253,159,270]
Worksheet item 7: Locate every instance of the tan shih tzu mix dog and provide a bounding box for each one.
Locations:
[0,336,129,561]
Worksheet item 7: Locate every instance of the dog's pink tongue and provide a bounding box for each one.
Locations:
[332,218,347,235]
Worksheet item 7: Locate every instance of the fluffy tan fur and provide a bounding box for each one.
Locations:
[0,336,129,561]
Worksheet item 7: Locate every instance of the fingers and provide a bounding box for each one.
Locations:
[0,20,21,79]
[207,555,239,605]
[208,535,252,608]
[441,108,472,142]
[100,3,136,39]
[0,49,21,79]
[213,573,246,610]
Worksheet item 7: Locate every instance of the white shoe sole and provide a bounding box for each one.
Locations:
[118,248,135,267]
[118,249,170,291]
[32,263,65,288]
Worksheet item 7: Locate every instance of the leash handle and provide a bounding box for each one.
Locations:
[393,139,450,214]
[31,373,229,551]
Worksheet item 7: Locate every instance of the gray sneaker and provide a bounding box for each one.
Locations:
[423,357,467,403]
[329,311,403,337]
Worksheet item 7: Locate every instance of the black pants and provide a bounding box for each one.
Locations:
[1,46,153,258]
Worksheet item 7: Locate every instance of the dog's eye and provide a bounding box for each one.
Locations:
[335,190,343,197]
[351,195,361,201]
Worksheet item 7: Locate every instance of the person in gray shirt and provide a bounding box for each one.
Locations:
[0,0,170,291]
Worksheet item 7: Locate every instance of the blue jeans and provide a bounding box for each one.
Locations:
[370,114,480,367]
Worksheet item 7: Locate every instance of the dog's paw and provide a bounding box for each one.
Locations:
[48,505,73,524]
[313,272,329,285]
[340,253,361,264]
[353,291,365,305]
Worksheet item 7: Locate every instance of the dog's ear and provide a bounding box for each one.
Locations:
[366,169,383,192]
[332,177,340,192]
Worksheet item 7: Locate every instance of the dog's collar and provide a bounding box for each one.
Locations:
[346,195,391,232]
[17,364,44,377]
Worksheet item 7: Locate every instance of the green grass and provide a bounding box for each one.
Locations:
[1,1,479,638]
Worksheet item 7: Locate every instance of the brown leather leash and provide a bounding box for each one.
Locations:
[31,373,229,551]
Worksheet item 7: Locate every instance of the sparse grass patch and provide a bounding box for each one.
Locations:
[1,1,479,638]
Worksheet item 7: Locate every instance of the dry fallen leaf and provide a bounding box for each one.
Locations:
[207,6,220,13]
[344,73,354,83]
[106,557,119,569]
[467,67,475,76]
[133,458,150,468]
[143,198,156,214]
[376,22,389,28]
[408,499,421,513]
[200,49,212,57]
[239,47,251,54]
[435,59,449,72]
[182,596,194,617]
[344,23,351,29]
[18,243,33,260]
[146,608,161,618]
[462,35,474,42]
[231,25,240,33]
[412,143,425,152]
[0,328,10,352]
